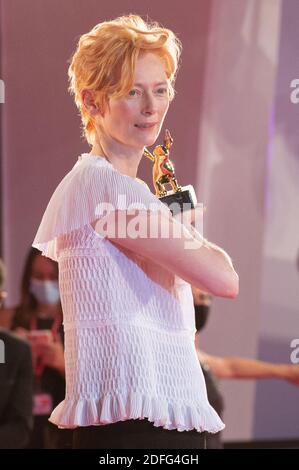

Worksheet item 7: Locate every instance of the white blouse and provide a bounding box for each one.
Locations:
[33,153,224,433]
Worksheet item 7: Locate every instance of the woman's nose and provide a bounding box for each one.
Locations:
[141,93,157,115]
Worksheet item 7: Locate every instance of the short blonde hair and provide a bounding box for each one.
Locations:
[68,14,182,146]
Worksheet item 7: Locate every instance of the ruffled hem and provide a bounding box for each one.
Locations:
[49,392,225,434]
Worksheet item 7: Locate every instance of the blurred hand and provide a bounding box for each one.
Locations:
[286,364,299,386]
[14,327,30,340]
[191,285,213,305]
[39,338,65,376]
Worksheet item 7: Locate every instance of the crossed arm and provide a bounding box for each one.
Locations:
[93,208,239,299]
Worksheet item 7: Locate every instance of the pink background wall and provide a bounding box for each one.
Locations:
[1,0,298,442]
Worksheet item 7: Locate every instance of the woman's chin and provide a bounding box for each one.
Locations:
[131,130,160,149]
[140,134,159,147]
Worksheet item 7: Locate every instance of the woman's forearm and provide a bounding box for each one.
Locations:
[187,224,239,297]
[203,354,291,380]
[221,357,281,379]
[97,210,239,298]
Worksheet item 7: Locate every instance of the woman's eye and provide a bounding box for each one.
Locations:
[128,89,139,96]
[128,88,168,97]
[156,88,168,95]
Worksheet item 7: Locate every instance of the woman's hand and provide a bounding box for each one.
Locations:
[39,338,65,376]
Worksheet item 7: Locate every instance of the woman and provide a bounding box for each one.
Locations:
[12,248,72,448]
[33,14,239,449]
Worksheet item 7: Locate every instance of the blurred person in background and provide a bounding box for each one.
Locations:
[11,248,72,448]
[192,286,299,448]
[0,258,33,448]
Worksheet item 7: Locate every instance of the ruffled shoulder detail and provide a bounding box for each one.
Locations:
[33,154,169,261]
[49,392,225,433]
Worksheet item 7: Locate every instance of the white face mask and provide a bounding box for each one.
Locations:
[29,279,60,305]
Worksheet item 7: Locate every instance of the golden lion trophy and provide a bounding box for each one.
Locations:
[143,129,197,215]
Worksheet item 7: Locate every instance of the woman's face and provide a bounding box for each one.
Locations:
[29,255,60,306]
[98,52,170,150]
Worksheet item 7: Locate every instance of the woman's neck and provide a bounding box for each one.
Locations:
[90,137,144,179]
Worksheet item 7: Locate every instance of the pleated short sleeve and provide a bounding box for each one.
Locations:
[32,154,170,261]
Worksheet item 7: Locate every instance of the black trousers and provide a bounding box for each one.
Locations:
[73,419,206,449]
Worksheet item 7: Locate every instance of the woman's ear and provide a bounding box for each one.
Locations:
[81,89,102,116]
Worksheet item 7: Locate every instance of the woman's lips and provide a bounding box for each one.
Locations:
[134,123,157,130]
